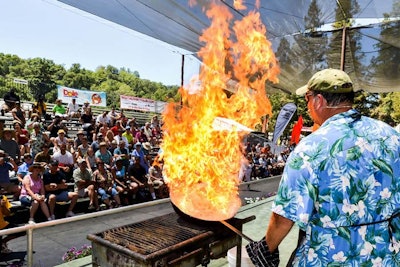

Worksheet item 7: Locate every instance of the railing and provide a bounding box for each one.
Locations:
[0,176,282,267]
[0,198,170,267]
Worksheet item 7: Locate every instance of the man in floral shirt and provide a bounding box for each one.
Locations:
[248,69,400,266]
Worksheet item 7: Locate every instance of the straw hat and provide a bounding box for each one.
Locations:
[142,142,152,150]
[28,162,45,172]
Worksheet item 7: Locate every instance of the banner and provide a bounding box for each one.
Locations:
[120,95,166,113]
[272,103,297,144]
[57,85,106,107]
[290,115,303,145]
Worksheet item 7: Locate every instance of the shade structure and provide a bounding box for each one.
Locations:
[57,0,400,94]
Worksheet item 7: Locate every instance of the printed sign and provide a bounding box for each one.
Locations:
[57,85,106,107]
[120,95,166,113]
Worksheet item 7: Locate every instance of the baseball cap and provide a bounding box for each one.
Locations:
[296,69,354,96]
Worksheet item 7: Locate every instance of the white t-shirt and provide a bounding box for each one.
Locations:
[52,151,74,166]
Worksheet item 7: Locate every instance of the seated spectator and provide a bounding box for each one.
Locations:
[14,121,30,156]
[136,126,148,144]
[2,89,20,114]
[91,132,103,152]
[26,113,41,134]
[113,141,130,170]
[81,101,91,115]
[73,159,98,211]
[0,195,25,254]
[52,129,68,152]
[52,99,67,118]
[105,129,115,147]
[35,95,47,119]
[47,115,68,138]
[96,111,111,127]
[111,157,130,204]
[110,120,123,136]
[128,156,156,201]
[17,153,34,183]
[108,106,120,126]
[19,162,52,223]
[148,158,167,199]
[93,159,121,209]
[30,122,50,159]
[0,129,20,163]
[0,150,19,199]
[76,136,90,159]
[85,147,97,172]
[34,143,51,164]
[74,130,85,149]
[43,160,78,219]
[114,127,129,149]
[66,138,76,156]
[122,126,135,150]
[143,122,154,143]
[151,115,160,129]
[131,142,149,173]
[66,98,80,118]
[52,144,75,182]
[11,102,26,128]
[95,142,113,169]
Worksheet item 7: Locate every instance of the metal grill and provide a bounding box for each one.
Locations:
[88,212,255,267]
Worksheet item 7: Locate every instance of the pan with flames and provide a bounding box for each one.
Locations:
[161,0,280,221]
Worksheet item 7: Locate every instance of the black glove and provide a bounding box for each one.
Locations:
[246,237,280,267]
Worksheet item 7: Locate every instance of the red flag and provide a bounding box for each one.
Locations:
[290,115,303,144]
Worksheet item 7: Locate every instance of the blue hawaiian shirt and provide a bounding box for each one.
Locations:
[273,110,400,266]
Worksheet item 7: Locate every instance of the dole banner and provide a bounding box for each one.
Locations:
[120,95,166,113]
[57,85,107,107]
[272,103,297,144]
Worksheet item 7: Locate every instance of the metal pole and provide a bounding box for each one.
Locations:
[27,228,33,267]
[340,25,347,71]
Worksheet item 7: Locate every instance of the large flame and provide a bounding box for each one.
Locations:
[161,0,279,221]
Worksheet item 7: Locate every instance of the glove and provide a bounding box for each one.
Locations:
[246,237,280,267]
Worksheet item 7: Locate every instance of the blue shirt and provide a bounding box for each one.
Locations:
[273,110,400,266]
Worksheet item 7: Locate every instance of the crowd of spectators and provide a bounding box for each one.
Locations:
[0,97,166,227]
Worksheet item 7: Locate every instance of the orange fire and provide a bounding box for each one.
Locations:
[161,0,279,221]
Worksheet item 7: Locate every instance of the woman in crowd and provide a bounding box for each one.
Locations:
[19,162,52,223]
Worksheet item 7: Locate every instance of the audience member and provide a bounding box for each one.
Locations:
[52,144,75,182]
[95,111,111,127]
[30,122,50,158]
[0,129,20,162]
[73,159,98,211]
[0,150,19,198]
[52,99,67,118]
[95,142,113,169]
[2,89,20,114]
[76,136,90,159]
[47,115,67,138]
[85,147,97,172]
[128,156,155,201]
[91,132,103,152]
[93,159,121,209]
[66,98,80,118]
[148,158,167,199]
[34,143,51,164]
[43,160,78,219]
[19,162,52,223]
[131,142,149,173]
[17,153,34,183]
[11,102,26,127]
[14,121,30,156]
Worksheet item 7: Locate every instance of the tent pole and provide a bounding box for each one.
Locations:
[180,54,185,106]
[340,25,347,71]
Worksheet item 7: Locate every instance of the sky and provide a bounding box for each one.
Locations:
[0,0,201,86]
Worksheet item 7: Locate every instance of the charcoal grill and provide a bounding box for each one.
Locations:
[87,212,255,267]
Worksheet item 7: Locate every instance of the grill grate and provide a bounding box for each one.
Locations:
[100,213,220,255]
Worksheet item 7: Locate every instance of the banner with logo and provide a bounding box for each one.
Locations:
[272,103,297,144]
[120,95,166,113]
[57,85,107,107]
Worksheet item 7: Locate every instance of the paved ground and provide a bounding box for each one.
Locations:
[0,176,299,267]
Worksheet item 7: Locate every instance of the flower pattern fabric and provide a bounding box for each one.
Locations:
[273,110,400,266]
